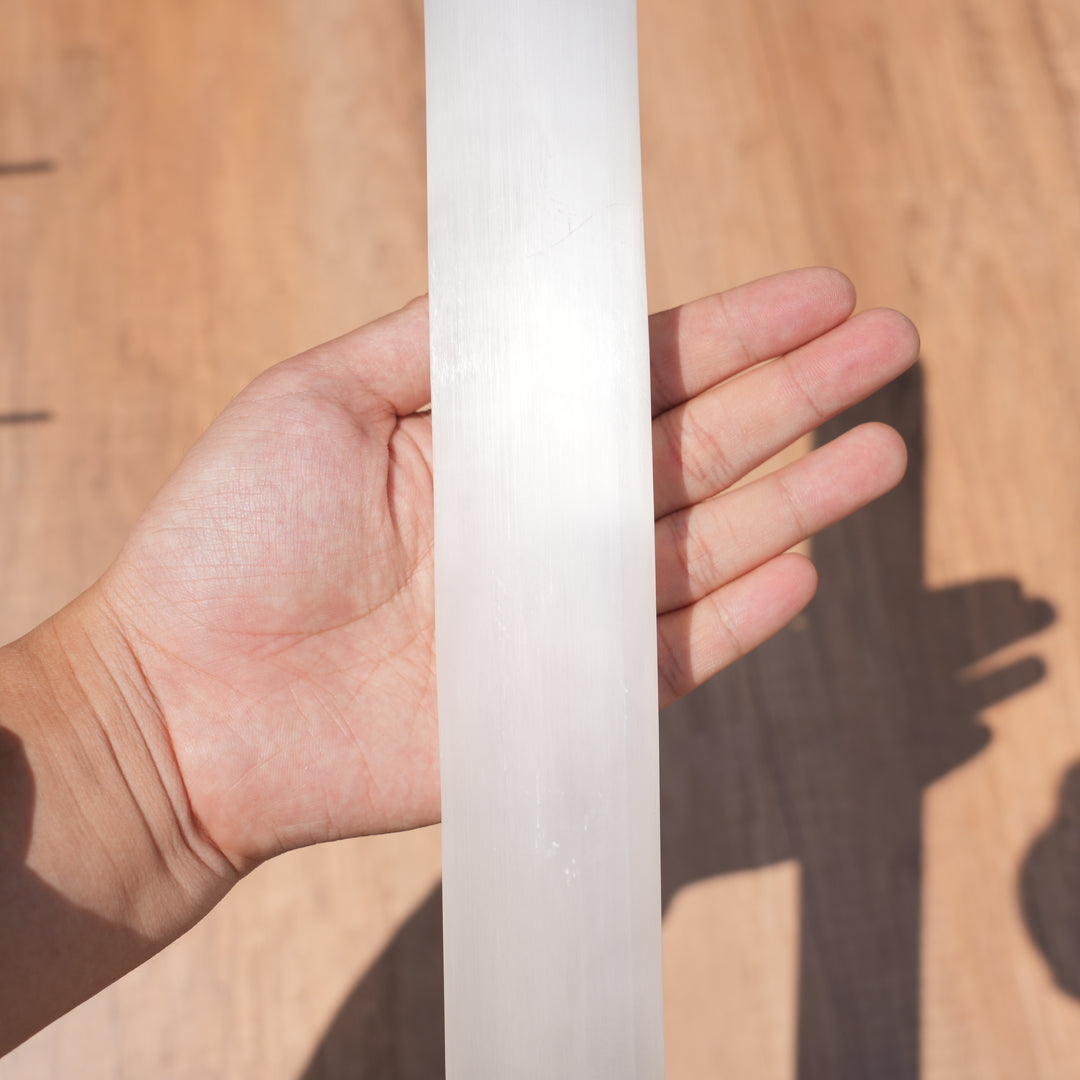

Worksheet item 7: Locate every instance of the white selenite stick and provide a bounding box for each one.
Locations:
[426,1,664,1076]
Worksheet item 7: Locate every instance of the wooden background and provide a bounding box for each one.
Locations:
[2,0,1079,1076]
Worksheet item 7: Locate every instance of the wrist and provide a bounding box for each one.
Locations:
[0,589,236,1049]
[21,590,238,917]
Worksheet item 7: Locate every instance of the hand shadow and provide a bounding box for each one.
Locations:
[298,363,1054,1080]
[1021,765,1080,1000]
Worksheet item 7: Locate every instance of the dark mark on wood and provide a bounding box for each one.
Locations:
[0,160,57,177]
[0,411,53,425]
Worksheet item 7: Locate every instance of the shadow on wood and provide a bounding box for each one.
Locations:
[298,363,1054,1079]
[1021,765,1080,1000]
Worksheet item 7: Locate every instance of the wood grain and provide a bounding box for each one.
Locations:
[2,0,1079,1076]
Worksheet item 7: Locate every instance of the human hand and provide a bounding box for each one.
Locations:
[93,267,917,872]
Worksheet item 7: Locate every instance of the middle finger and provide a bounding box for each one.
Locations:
[651,307,919,519]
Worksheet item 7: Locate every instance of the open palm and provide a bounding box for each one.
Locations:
[101,268,917,873]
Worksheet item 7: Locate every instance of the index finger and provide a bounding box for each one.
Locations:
[649,267,857,416]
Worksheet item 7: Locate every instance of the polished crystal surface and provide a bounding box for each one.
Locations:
[426,1,664,1074]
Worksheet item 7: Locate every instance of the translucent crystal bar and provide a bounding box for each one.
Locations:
[426,1,664,1075]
